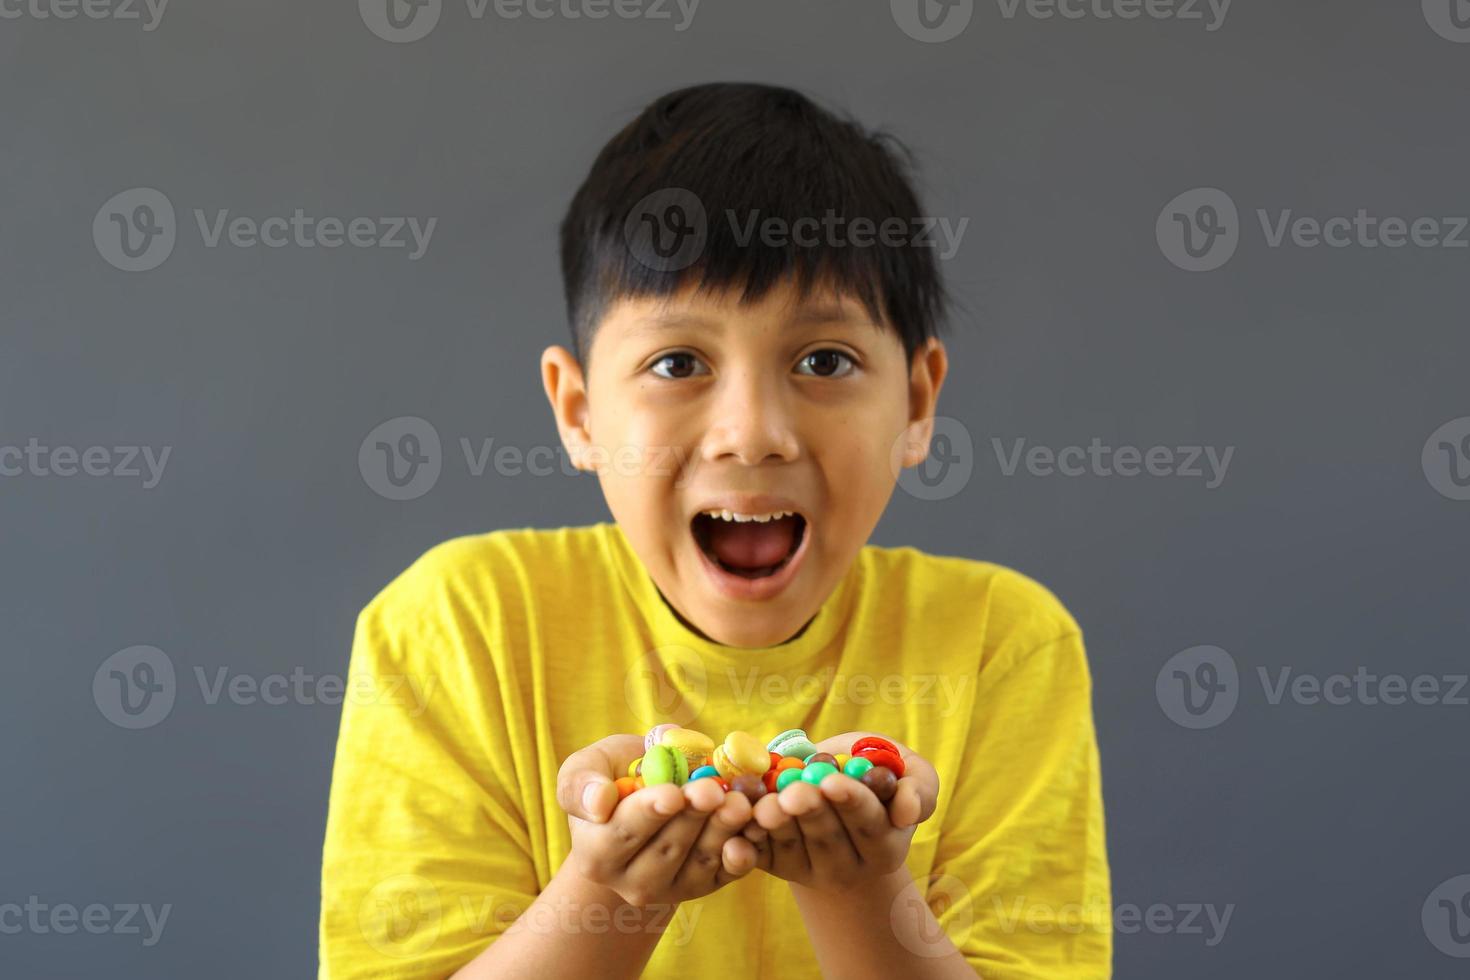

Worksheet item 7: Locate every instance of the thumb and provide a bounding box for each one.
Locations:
[557,734,644,823]
[572,772,616,824]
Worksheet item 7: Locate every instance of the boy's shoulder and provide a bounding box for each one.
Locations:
[859,539,1083,648]
[359,523,609,623]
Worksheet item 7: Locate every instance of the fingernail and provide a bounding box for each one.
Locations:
[582,782,603,817]
[653,794,680,815]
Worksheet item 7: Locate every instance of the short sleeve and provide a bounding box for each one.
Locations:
[925,631,1112,979]
[318,559,539,979]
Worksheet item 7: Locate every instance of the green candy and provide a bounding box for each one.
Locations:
[775,767,804,791]
[843,757,874,779]
[640,744,689,786]
[800,761,838,785]
[768,729,819,759]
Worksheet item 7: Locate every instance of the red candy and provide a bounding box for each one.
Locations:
[768,751,781,771]
[855,747,905,777]
[850,736,899,756]
[763,769,780,793]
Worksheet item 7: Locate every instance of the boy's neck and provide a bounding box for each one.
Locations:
[654,585,814,647]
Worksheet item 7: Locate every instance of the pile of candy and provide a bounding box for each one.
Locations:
[613,726,904,808]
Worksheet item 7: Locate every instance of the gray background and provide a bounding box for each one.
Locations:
[4,0,1469,976]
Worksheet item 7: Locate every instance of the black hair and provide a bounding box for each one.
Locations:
[558,82,951,367]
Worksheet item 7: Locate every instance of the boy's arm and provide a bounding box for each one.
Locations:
[449,858,669,980]
[319,580,545,978]
[790,868,982,979]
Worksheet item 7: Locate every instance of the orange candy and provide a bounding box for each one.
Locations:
[614,776,640,801]
[775,756,805,772]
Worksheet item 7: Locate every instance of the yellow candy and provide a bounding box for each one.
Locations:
[711,745,736,779]
[835,753,851,767]
[716,730,769,777]
[628,756,643,777]
[659,728,714,769]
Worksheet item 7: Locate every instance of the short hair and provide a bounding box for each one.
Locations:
[558,82,951,367]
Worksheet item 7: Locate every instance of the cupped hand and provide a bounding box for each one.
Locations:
[732,731,940,891]
[556,734,762,908]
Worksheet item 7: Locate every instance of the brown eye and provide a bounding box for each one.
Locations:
[650,352,708,380]
[797,349,855,378]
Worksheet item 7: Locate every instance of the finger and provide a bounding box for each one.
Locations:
[719,834,760,880]
[814,732,941,827]
[625,783,724,885]
[753,791,808,878]
[582,783,686,875]
[556,734,646,824]
[889,775,934,829]
[781,778,862,869]
[817,769,893,862]
[675,788,752,890]
[887,748,940,827]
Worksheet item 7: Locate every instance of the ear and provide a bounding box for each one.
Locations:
[897,338,949,468]
[541,345,597,473]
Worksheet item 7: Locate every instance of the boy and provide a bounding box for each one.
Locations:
[320,82,1111,978]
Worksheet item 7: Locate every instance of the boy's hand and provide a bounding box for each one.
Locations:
[738,732,940,892]
[556,734,761,909]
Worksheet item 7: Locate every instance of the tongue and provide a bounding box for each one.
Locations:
[707,516,798,569]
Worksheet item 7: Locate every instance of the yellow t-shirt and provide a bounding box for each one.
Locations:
[319,522,1111,978]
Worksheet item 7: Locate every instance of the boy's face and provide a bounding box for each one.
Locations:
[542,278,947,648]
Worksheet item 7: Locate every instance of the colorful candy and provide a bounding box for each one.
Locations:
[728,773,767,803]
[801,761,839,785]
[640,743,689,786]
[767,728,820,760]
[644,724,679,752]
[855,747,905,778]
[860,765,898,802]
[661,727,715,771]
[712,730,769,779]
[611,726,910,810]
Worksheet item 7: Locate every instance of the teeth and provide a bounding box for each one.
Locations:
[701,509,795,523]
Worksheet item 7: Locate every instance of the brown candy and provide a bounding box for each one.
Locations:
[860,765,898,802]
[806,752,839,768]
[728,773,767,804]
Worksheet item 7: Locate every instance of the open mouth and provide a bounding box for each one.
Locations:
[690,510,808,579]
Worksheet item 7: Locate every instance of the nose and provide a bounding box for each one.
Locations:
[699,366,800,466]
